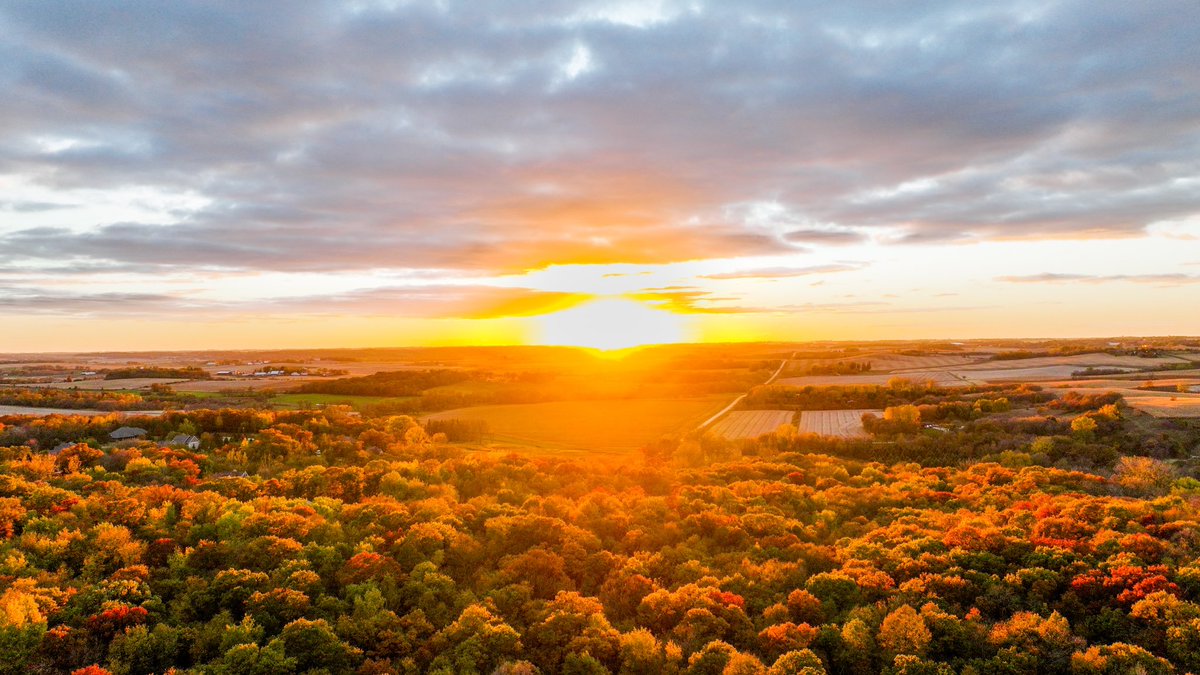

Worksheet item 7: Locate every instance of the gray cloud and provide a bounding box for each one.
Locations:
[783,229,867,245]
[0,281,588,320]
[1,0,1198,287]
[998,273,1200,284]
[701,263,862,280]
[0,201,75,213]
[0,286,195,316]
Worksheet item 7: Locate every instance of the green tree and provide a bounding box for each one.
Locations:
[108,624,180,675]
[427,604,522,675]
[0,625,43,675]
[768,650,827,675]
[211,642,296,675]
[273,619,362,672]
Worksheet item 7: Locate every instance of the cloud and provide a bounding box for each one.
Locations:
[0,280,590,320]
[997,273,1200,285]
[0,0,1198,303]
[0,286,198,317]
[701,263,863,280]
[0,201,75,213]
[782,228,867,245]
[629,287,769,314]
[269,285,592,319]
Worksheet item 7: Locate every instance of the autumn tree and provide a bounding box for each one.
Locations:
[878,605,931,658]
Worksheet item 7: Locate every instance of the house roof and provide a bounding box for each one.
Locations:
[168,434,200,445]
[110,426,148,439]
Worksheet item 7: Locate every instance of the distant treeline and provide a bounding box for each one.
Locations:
[104,366,211,380]
[295,369,473,397]
[990,349,1050,361]
[992,346,1176,361]
[743,381,1054,411]
[0,387,157,411]
[1072,367,1129,377]
[424,418,489,442]
[801,361,871,376]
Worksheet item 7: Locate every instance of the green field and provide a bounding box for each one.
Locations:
[268,393,417,409]
[424,396,729,453]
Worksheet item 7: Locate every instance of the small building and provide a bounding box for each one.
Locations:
[110,426,148,441]
[167,434,202,450]
[50,442,74,456]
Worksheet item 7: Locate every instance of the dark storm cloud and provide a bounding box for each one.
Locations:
[1,0,1198,280]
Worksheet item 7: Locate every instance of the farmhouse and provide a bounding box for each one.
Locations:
[167,434,201,450]
[110,426,148,441]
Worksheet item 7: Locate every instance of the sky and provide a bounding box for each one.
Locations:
[1,0,1198,351]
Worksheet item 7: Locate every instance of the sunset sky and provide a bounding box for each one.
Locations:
[2,1,1198,351]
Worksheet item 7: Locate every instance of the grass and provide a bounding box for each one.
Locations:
[425,396,730,453]
[268,393,417,409]
[110,388,227,399]
[1125,393,1200,418]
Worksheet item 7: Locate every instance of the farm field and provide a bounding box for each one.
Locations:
[868,353,984,371]
[18,377,188,390]
[785,352,982,375]
[797,409,880,437]
[952,365,1085,381]
[268,393,415,409]
[424,396,728,452]
[776,351,1200,389]
[0,405,165,417]
[0,404,113,417]
[707,410,795,440]
[776,370,977,387]
[953,353,1193,372]
[173,378,322,392]
[1121,392,1200,418]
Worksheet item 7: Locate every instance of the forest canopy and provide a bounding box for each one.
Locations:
[0,393,1197,674]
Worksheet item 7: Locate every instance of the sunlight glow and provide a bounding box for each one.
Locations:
[534,298,686,350]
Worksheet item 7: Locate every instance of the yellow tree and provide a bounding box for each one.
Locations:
[883,405,922,432]
[878,605,931,658]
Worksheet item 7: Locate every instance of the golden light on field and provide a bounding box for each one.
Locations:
[534,298,687,350]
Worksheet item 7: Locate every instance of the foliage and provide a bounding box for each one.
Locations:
[103,367,210,380]
[0,400,1196,673]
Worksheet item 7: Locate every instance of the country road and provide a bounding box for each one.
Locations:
[697,353,792,431]
[0,405,165,418]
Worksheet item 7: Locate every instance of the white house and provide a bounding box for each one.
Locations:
[167,434,202,450]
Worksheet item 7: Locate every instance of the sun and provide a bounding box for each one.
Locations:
[534,298,687,350]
